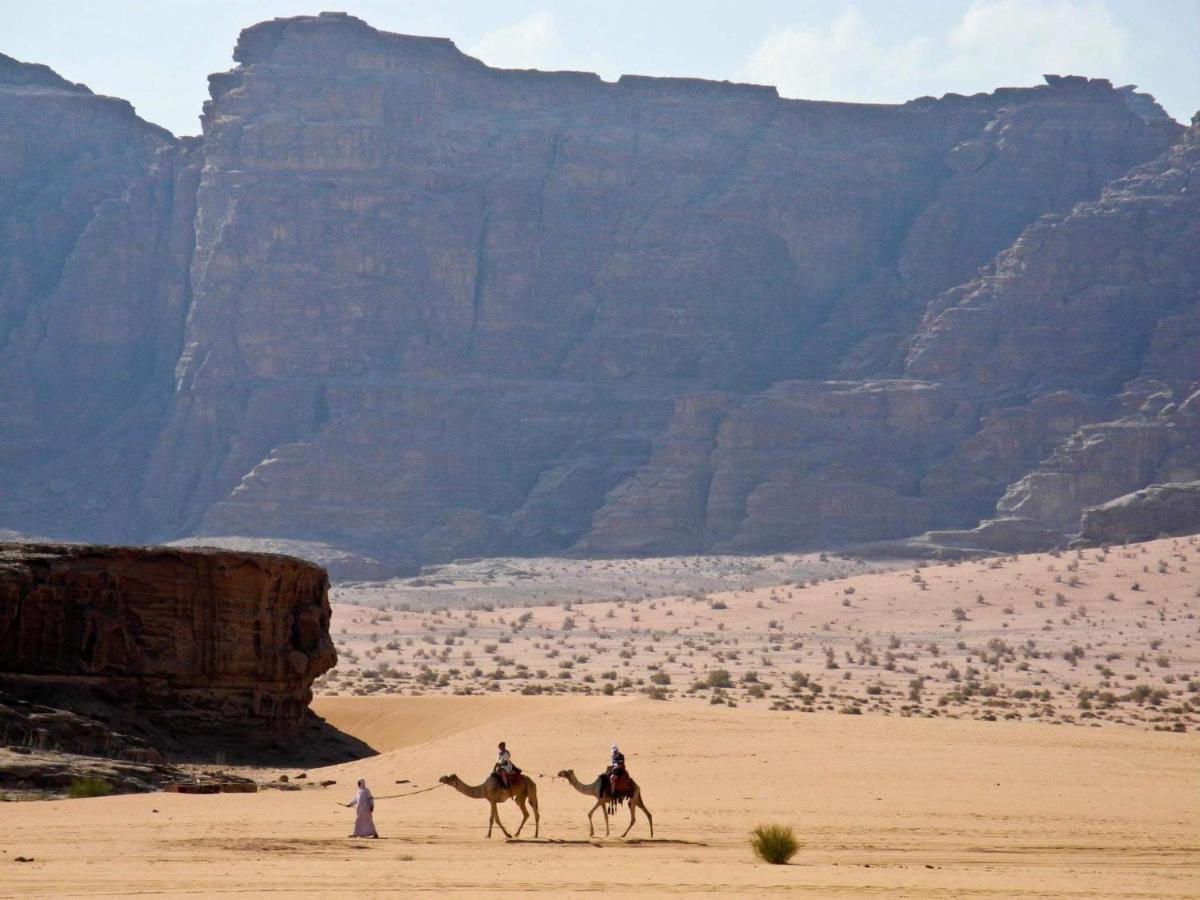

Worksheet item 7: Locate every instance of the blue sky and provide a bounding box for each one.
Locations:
[3,1,1197,136]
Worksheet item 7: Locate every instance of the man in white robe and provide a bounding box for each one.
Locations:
[345,778,379,838]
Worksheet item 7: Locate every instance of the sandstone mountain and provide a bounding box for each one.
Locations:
[0,13,1196,574]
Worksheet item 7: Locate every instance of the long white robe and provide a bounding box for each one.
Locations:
[347,785,378,837]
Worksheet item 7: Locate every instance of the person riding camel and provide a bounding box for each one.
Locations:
[605,743,627,798]
[494,740,521,788]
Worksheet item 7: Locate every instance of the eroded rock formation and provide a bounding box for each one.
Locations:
[0,14,1195,567]
[1080,481,1200,544]
[0,543,335,750]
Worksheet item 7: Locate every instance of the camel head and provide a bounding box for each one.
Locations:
[438,774,457,785]
[556,769,574,779]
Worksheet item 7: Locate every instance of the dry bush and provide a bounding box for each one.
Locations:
[750,824,799,864]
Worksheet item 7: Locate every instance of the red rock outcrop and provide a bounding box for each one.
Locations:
[0,15,1194,567]
[0,543,334,750]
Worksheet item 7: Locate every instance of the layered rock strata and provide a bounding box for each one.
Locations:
[0,15,1195,568]
[1080,481,1200,544]
[0,543,335,750]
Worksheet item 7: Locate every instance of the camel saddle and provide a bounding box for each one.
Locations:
[605,771,633,800]
[494,764,522,788]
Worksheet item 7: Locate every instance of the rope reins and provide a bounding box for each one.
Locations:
[346,771,559,804]
[372,783,447,801]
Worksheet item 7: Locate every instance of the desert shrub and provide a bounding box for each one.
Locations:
[66,777,113,799]
[707,669,733,688]
[750,823,799,864]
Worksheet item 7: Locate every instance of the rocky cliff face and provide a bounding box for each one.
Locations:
[0,543,334,749]
[0,14,1194,569]
[0,53,197,542]
[1080,481,1200,543]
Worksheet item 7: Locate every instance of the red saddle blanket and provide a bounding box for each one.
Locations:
[495,766,522,787]
[609,773,632,796]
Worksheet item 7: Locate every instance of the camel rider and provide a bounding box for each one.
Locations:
[495,741,517,787]
[606,743,627,796]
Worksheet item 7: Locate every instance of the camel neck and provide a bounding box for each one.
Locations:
[452,778,488,799]
[568,773,602,794]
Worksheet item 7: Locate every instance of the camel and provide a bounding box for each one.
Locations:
[438,773,540,838]
[557,768,653,838]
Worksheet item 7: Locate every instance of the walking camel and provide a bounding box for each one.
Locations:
[557,768,654,837]
[439,772,540,838]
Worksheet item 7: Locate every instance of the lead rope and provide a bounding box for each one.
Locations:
[371,783,448,801]
[368,771,557,802]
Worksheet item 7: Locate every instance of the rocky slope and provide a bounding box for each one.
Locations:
[1080,481,1200,543]
[0,13,1194,570]
[0,543,334,752]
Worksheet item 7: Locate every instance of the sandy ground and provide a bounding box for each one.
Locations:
[321,537,1200,732]
[1,694,1196,897]
[3,537,1197,896]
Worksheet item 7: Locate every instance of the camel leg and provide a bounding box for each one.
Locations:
[531,794,540,838]
[621,801,638,838]
[586,799,604,837]
[490,800,512,839]
[638,797,653,838]
[513,796,530,837]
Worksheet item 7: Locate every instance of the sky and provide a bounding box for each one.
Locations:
[2,0,1197,136]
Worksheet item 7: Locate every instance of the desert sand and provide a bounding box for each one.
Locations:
[3,537,1199,897]
[1,693,1196,897]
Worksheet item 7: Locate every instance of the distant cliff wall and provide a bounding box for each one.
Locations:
[0,15,1193,570]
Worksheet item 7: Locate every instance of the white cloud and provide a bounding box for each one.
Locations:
[739,1,1129,104]
[946,0,1127,89]
[468,12,564,71]
[740,8,931,103]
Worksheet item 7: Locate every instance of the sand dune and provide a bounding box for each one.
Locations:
[2,694,1197,897]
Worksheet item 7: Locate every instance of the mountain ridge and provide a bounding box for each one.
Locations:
[0,12,1195,574]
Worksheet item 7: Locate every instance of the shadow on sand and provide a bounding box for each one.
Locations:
[504,838,707,847]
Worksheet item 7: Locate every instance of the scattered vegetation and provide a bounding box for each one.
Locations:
[66,777,113,799]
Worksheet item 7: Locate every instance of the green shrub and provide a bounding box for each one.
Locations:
[66,777,113,799]
[750,823,799,864]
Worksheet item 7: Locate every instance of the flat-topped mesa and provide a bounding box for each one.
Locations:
[0,13,1191,569]
[212,12,1163,117]
[0,543,335,754]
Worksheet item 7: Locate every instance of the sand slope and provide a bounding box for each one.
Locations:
[322,538,1200,734]
[2,695,1196,897]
